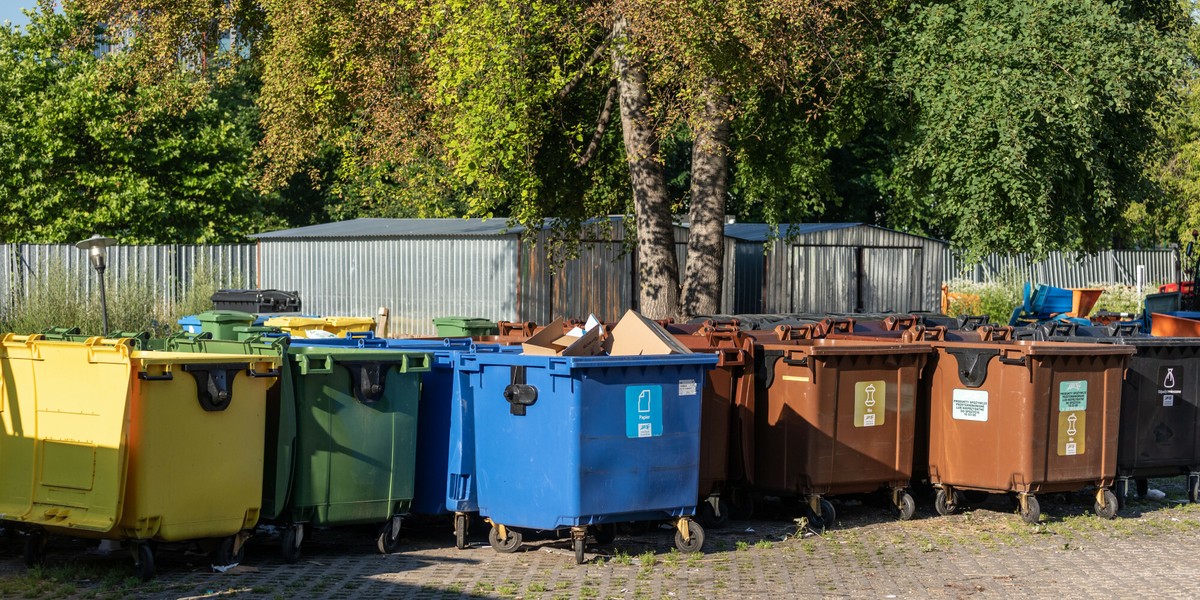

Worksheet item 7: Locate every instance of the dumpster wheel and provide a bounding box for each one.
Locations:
[571,527,588,564]
[1018,494,1040,524]
[454,513,469,550]
[934,488,959,517]
[377,516,403,554]
[132,542,155,581]
[897,491,917,521]
[697,495,730,529]
[216,533,248,566]
[488,523,522,553]
[280,524,304,563]
[23,530,47,568]
[1094,489,1118,520]
[673,518,705,553]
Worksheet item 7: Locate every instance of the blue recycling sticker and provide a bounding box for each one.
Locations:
[626,385,663,438]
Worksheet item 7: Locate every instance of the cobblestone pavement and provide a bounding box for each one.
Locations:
[2,482,1199,599]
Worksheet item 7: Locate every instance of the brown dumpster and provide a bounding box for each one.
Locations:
[925,338,1134,523]
[669,325,755,527]
[753,337,931,525]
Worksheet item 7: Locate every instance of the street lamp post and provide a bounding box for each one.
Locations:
[75,235,117,336]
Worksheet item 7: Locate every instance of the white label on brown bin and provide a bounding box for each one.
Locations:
[952,389,988,421]
[854,381,886,427]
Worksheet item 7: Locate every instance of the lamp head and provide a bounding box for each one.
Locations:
[75,234,117,272]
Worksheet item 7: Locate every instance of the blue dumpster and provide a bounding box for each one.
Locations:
[177,315,201,333]
[458,352,719,563]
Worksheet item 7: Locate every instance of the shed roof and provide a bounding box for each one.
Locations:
[721,222,859,242]
[252,218,525,239]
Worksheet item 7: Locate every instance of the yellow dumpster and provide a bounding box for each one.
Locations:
[0,334,281,580]
[320,316,375,337]
[263,316,327,338]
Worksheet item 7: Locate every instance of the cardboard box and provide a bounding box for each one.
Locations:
[604,309,693,356]
[522,318,604,356]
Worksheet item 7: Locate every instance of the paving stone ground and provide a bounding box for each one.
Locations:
[2,480,1198,599]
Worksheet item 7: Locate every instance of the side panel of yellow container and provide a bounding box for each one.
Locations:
[1,337,132,533]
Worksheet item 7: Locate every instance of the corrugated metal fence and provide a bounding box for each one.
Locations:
[946,249,1177,287]
[1,244,256,311]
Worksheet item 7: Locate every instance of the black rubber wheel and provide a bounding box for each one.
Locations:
[934,489,958,516]
[819,499,837,527]
[591,523,616,545]
[573,537,586,564]
[1094,489,1119,520]
[280,524,302,563]
[216,535,246,566]
[898,492,917,521]
[23,531,46,568]
[1020,495,1041,524]
[488,525,522,553]
[454,514,468,550]
[1189,475,1199,504]
[674,520,705,553]
[132,543,155,581]
[1136,478,1149,499]
[376,520,402,554]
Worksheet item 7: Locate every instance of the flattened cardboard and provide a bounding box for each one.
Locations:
[523,318,604,356]
[605,309,693,356]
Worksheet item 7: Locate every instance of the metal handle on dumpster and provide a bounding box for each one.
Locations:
[504,366,538,415]
[297,354,336,375]
[782,349,810,367]
[180,363,249,411]
[957,315,990,331]
[883,315,918,332]
[944,348,1000,388]
[1108,322,1141,337]
[338,360,393,403]
[997,352,1027,367]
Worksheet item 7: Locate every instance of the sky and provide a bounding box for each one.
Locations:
[0,0,38,27]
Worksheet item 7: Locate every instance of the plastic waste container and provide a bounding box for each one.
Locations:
[0,334,281,580]
[433,317,498,337]
[1035,323,1200,504]
[752,336,931,525]
[924,338,1134,523]
[272,338,430,560]
[193,310,256,340]
[459,352,718,564]
[178,315,202,333]
[321,316,376,337]
[39,327,165,350]
[211,289,302,313]
[668,325,756,526]
[263,316,330,338]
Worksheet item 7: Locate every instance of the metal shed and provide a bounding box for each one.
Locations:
[738,223,947,314]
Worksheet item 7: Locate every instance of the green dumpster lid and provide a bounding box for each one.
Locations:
[433,316,496,326]
[197,310,256,323]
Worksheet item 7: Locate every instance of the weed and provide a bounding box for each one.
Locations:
[638,551,657,567]
[528,582,547,593]
[610,550,633,566]
[754,540,774,550]
[735,540,750,551]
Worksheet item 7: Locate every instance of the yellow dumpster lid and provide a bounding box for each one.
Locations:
[132,351,283,366]
[322,316,376,326]
[263,317,326,328]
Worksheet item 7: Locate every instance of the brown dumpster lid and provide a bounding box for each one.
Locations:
[931,339,1136,356]
[759,338,932,356]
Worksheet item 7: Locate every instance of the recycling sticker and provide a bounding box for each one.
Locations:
[1158,366,1183,408]
[854,381,886,427]
[626,385,663,438]
[1058,380,1087,456]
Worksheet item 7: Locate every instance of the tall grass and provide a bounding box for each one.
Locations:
[944,276,1163,323]
[0,262,230,336]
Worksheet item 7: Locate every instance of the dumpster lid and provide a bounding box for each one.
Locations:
[932,339,1137,356]
[433,316,496,327]
[264,316,327,328]
[196,310,256,323]
[323,316,376,326]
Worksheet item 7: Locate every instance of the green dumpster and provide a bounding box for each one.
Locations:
[40,327,165,350]
[432,316,498,337]
[196,310,256,340]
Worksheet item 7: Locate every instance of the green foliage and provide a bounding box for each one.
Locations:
[0,9,299,243]
[943,276,1025,323]
[888,0,1188,261]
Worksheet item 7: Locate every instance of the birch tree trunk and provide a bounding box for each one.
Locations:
[680,82,731,319]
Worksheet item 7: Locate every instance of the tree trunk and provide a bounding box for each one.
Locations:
[611,15,679,319]
[680,82,731,319]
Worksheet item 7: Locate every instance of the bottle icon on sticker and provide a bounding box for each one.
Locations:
[1164,368,1176,389]
[638,389,652,413]
[864,384,877,408]
[1066,413,1078,436]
